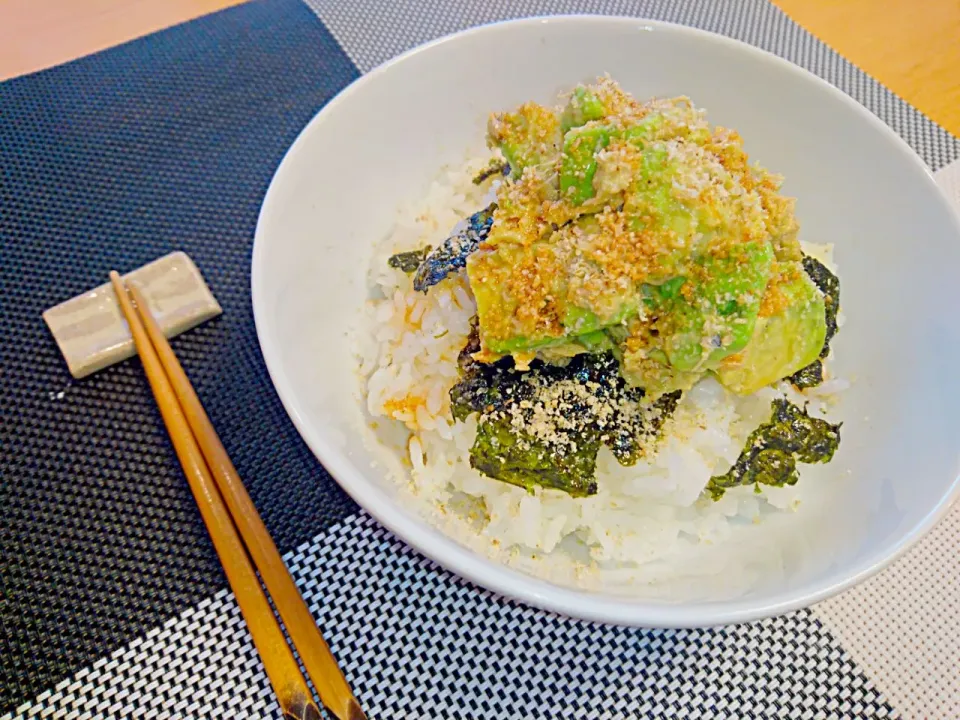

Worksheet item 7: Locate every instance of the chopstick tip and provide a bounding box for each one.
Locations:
[347,699,368,720]
[282,696,323,720]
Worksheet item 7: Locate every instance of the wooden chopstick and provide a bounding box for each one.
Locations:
[108,272,326,720]
[121,282,366,720]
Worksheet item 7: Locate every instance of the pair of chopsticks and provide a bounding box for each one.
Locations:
[109,272,366,720]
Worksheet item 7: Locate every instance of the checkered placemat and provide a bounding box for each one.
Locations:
[1,0,957,718]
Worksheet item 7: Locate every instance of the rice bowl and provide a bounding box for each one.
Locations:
[357,137,846,599]
[252,16,960,626]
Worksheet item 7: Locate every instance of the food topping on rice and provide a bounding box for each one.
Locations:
[388,78,842,498]
[362,78,846,584]
[449,321,681,497]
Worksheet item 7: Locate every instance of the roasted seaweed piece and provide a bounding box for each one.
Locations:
[788,361,823,390]
[452,338,602,495]
[450,325,681,496]
[788,255,841,388]
[471,420,600,497]
[449,320,533,422]
[412,203,497,292]
[803,255,840,351]
[706,398,841,500]
[472,160,511,185]
[387,247,430,274]
[606,390,682,466]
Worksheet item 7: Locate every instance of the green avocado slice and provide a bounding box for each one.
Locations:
[715,265,827,394]
[559,86,609,133]
[655,240,775,373]
[487,103,562,177]
[559,115,668,206]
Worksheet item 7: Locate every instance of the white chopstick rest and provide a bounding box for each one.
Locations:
[43,251,222,378]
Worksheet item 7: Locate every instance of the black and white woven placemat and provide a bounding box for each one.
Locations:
[1,0,956,717]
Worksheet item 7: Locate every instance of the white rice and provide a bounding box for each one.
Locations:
[355,156,845,598]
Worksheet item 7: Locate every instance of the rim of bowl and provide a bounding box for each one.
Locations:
[252,15,960,627]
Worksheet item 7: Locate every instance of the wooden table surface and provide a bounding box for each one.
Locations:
[0,0,958,138]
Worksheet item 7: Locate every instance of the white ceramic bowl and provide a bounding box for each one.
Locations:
[252,16,960,627]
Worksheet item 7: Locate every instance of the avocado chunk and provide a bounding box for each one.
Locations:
[468,214,641,354]
[487,103,562,177]
[559,86,609,133]
[655,240,775,373]
[561,117,669,207]
[559,123,614,205]
[620,346,705,398]
[468,239,568,353]
[618,144,702,280]
[614,316,705,398]
[715,263,827,395]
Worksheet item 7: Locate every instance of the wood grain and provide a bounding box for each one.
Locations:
[108,272,323,720]
[0,0,244,81]
[774,0,960,137]
[0,0,960,135]
[0,1,957,130]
